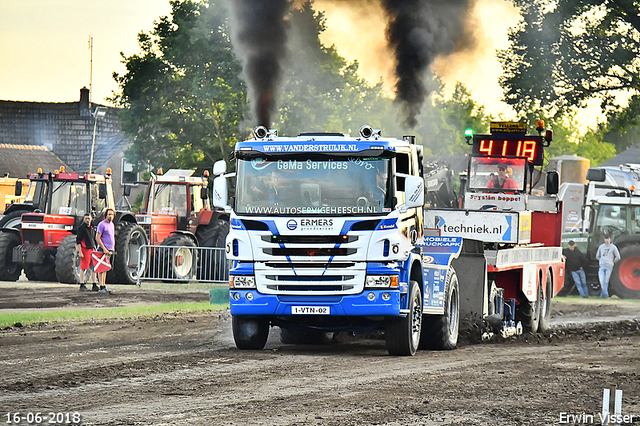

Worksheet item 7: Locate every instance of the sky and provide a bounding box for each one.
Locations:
[0,0,599,129]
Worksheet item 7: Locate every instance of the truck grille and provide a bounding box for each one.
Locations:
[264,247,356,256]
[22,229,44,245]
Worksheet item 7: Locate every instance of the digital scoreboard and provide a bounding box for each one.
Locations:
[471,135,544,166]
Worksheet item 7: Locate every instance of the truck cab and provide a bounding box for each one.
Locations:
[214,126,431,355]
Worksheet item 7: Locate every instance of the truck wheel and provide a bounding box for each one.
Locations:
[538,273,552,333]
[160,234,197,281]
[517,284,541,333]
[55,235,82,284]
[195,217,229,248]
[0,232,21,281]
[420,269,460,350]
[108,223,149,285]
[610,244,640,299]
[0,210,28,230]
[232,316,269,350]
[385,280,422,356]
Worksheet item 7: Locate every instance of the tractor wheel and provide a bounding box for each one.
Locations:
[0,210,29,230]
[195,217,229,248]
[610,244,640,299]
[385,280,422,356]
[420,268,460,350]
[160,234,197,281]
[107,222,149,285]
[232,316,269,350]
[55,235,83,284]
[0,232,22,281]
[538,273,552,333]
[24,257,56,282]
[195,217,229,281]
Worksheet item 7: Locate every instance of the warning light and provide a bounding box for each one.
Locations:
[203,170,210,177]
[60,166,65,172]
[106,168,112,175]
[37,168,43,174]
[536,120,545,133]
[157,168,163,175]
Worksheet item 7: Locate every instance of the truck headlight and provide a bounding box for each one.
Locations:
[231,275,255,289]
[365,275,398,289]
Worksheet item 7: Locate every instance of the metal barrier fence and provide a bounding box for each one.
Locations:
[136,244,231,284]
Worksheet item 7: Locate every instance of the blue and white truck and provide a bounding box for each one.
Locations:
[212,123,565,355]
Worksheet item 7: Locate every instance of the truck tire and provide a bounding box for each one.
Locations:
[55,235,83,284]
[195,217,229,248]
[420,269,460,350]
[160,234,197,281]
[385,280,422,356]
[108,222,149,285]
[538,273,552,333]
[517,284,541,333]
[610,244,640,299]
[0,232,22,281]
[24,257,56,282]
[0,210,28,230]
[232,316,269,350]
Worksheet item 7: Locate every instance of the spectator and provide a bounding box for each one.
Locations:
[562,240,589,298]
[596,235,621,299]
[95,208,116,294]
[487,165,519,190]
[76,213,98,292]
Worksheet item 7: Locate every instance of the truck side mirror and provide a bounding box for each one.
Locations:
[123,185,131,197]
[213,160,227,177]
[98,183,106,199]
[200,187,209,200]
[586,168,606,182]
[400,175,424,212]
[212,175,229,209]
[14,181,22,197]
[546,171,559,195]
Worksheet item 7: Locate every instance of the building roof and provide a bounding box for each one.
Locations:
[0,144,71,177]
[600,143,640,167]
[0,88,130,175]
[77,133,130,173]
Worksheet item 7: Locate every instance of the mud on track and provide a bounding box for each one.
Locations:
[1,283,640,426]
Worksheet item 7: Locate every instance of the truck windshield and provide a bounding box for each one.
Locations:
[235,157,391,216]
[468,156,526,192]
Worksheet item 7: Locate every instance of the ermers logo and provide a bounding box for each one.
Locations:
[301,219,333,227]
[286,220,297,230]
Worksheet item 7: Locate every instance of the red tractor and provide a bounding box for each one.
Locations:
[135,169,229,280]
[0,168,148,284]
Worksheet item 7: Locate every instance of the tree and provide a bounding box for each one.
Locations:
[112,0,247,173]
[414,80,491,156]
[499,0,640,119]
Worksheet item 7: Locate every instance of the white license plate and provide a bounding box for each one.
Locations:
[292,306,330,315]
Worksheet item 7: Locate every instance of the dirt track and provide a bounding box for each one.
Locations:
[1,284,640,426]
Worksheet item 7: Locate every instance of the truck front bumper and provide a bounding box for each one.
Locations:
[229,289,402,316]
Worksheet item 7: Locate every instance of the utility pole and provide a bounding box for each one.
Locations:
[88,35,93,104]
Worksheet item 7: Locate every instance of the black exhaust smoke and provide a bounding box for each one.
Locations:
[227,0,290,128]
[226,0,474,129]
[379,0,474,128]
